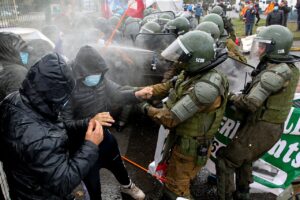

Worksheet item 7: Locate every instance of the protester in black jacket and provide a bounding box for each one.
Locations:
[279,0,291,26]
[266,4,284,26]
[0,32,29,200]
[61,45,151,200]
[0,53,104,200]
[0,32,28,102]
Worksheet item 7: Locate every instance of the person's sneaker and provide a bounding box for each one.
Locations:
[120,182,145,200]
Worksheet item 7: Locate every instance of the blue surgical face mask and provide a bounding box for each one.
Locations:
[82,74,102,87]
[274,6,279,11]
[20,52,29,65]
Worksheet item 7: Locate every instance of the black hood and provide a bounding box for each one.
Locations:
[0,32,27,64]
[20,53,75,121]
[72,45,108,79]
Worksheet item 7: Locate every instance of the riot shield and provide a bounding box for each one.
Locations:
[134,33,177,53]
[146,11,176,21]
[95,44,170,87]
[216,58,254,93]
[123,20,141,43]
[145,11,176,27]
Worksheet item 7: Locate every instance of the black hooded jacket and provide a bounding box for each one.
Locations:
[0,53,99,200]
[62,46,139,120]
[266,10,284,26]
[0,32,28,101]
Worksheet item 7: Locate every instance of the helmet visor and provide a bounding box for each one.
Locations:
[249,37,272,66]
[161,38,189,62]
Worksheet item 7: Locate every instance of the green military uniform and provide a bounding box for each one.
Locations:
[201,13,246,64]
[216,25,299,200]
[142,31,229,199]
[149,69,228,198]
[210,6,236,41]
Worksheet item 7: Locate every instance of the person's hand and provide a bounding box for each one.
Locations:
[135,87,153,100]
[85,119,103,145]
[93,112,115,127]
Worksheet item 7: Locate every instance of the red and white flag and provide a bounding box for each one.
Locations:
[126,0,145,18]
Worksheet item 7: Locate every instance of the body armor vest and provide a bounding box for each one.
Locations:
[251,64,299,123]
[166,70,229,139]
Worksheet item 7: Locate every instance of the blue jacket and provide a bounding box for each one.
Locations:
[194,5,203,16]
[244,8,256,24]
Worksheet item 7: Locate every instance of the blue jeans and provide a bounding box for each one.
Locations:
[245,23,254,36]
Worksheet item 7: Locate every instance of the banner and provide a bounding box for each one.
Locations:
[126,0,145,18]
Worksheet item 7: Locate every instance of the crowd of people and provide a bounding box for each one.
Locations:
[239,0,300,35]
[0,1,299,200]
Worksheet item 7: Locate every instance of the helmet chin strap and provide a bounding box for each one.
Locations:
[186,48,228,75]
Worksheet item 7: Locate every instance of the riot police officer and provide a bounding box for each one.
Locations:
[140,21,162,33]
[202,14,247,63]
[139,30,229,199]
[202,13,225,42]
[163,17,190,36]
[211,5,236,41]
[156,13,173,27]
[196,21,221,41]
[123,17,141,42]
[216,25,299,200]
